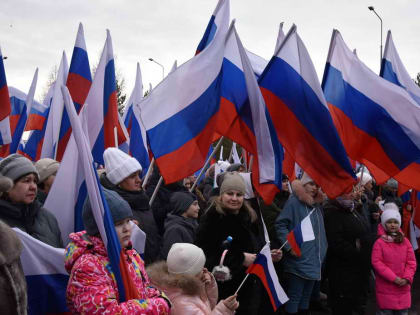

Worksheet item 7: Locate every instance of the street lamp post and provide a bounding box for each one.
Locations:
[368,6,383,66]
[148,58,165,80]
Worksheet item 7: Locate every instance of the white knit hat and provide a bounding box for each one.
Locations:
[167,243,206,276]
[35,158,60,183]
[356,172,373,186]
[103,148,142,185]
[381,208,401,228]
[300,172,314,186]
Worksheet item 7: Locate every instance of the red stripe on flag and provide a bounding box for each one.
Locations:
[0,85,11,119]
[286,231,302,257]
[247,263,278,310]
[66,73,92,107]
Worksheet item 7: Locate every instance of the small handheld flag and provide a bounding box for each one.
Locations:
[285,210,315,257]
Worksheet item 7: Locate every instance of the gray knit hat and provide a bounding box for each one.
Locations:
[170,191,196,216]
[0,154,39,182]
[82,187,133,236]
[220,172,246,195]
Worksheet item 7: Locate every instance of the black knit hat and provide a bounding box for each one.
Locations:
[170,191,197,216]
[82,187,133,236]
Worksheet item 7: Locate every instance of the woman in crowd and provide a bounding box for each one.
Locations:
[160,191,200,259]
[275,173,327,315]
[372,204,417,315]
[148,243,239,315]
[195,172,267,315]
[101,147,161,264]
[0,154,63,248]
[65,188,171,314]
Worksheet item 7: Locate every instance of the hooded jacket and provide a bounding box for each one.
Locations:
[100,173,161,264]
[0,198,63,248]
[147,261,234,315]
[274,179,327,280]
[64,231,170,315]
[160,214,198,259]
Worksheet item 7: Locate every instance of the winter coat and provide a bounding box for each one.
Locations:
[274,180,327,280]
[372,236,417,310]
[0,220,27,315]
[324,199,373,297]
[64,231,170,315]
[195,199,265,315]
[0,199,63,248]
[160,214,198,259]
[100,173,162,264]
[147,261,234,315]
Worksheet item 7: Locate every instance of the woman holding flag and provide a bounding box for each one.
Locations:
[275,173,327,315]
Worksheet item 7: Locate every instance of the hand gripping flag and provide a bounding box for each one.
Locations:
[139,0,229,184]
[0,68,37,157]
[246,243,289,310]
[56,23,92,161]
[259,25,356,199]
[90,30,127,165]
[286,209,315,257]
[13,228,70,315]
[322,30,420,192]
[61,85,141,302]
[41,51,69,159]
[0,45,12,145]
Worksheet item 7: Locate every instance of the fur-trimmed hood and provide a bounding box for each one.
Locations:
[147,261,203,296]
[291,179,325,206]
[0,220,22,265]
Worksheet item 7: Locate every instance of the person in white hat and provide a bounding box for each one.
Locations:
[147,243,239,315]
[34,158,60,205]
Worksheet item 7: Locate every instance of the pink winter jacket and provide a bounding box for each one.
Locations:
[371,236,417,310]
[147,261,235,315]
[64,231,170,314]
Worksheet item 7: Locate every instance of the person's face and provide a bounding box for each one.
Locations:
[385,218,400,233]
[221,190,244,212]
[42,174,56,194]
[364,180,373,191]
[238,166,246,173]
[183,178,192,190]
[282,179,289,191]
[182,200,200,219]
[115,218,133,248]
[119,171,141,191]
[8,173,38,204]
[304,181,319,198]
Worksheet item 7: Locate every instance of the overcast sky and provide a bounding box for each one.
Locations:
[1,0,419,101]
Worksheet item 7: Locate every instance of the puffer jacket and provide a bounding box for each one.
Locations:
[274,180,327,280]
[147,261,234,315]
[65,231,170,315]
[372,235,417,310]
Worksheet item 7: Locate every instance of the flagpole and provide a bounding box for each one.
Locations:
[114,127,118,148]
[234,274,250,295]
[189,136,224,193]
[248,155,254,171]
[142,158,155,189]
[149,176,163,207]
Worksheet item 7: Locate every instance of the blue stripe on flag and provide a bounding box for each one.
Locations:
[69,47,92,82]
[293,223,304,248]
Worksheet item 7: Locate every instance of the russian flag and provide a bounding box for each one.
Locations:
[13,228,70,315]
[246,243,289,310]
[259,25,356,199]
[41,51,69,159]
[90,30,127,165]
[56,23,92,162]
[139,0,229,184]
[286,210,315,257]
[322,30,420,192]
[0,45,12,146]
[0,69,37,157]
[123,63,150,175]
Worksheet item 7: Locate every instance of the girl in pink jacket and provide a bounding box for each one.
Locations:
[147,243,239,315]
[371,205,417,314]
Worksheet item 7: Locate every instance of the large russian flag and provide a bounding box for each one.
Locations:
[0,45,12,146]
[13,228,70,315]
[56,23,92,161]
[246,243,289,310]
[123,63,150,175]
[323,30,420,191]
[286,210,315,257]
[90,30,127,165]
[0,70,37,157]
[139,0,229,184]
[259,25,356,199]
[41,51,69,159]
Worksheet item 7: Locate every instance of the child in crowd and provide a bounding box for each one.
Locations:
[371,206,417,315]
[65,188,170,314]
[147,243,239,315]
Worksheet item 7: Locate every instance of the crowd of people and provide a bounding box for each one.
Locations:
[0,148,418,315]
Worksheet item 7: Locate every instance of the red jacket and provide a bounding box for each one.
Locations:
[65,231,170,314]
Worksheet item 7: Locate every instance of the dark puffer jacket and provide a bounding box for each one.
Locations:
[100,173,162,265]
[0,199,63,248]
